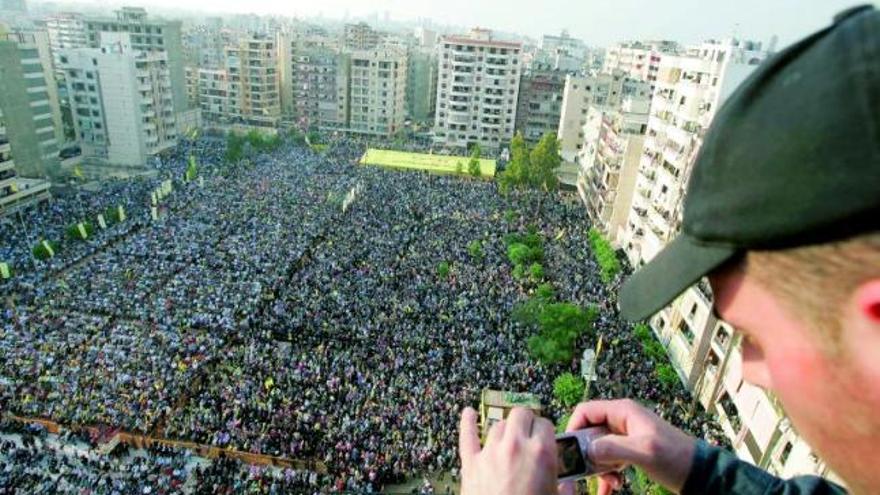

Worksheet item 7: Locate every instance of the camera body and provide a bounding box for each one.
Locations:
[556,426,619,482]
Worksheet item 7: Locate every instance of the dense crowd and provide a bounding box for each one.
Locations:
[0,134,724,492]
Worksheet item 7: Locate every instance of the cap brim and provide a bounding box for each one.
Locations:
[619,235,737,321]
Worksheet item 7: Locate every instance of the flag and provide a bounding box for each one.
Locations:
[9,182,18,193]
[76,222,88,239]
[150,206,158,221]
[41,240,54,258]
[198,176,204,188]
[117,205,126,222]
[264,376,274,390]
[186,156,198,182]
[73,165,84,179]
[555,229,566,241]
[97,214,107,229]
[0,262,10,279]
[151,192,158,205]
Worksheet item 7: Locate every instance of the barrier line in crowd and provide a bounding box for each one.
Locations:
[5,414,328,474]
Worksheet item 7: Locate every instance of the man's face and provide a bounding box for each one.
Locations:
[708,263,879,491]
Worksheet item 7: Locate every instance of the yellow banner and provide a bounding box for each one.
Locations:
[0,262,10,279]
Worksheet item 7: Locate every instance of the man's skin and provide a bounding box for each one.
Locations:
[458,260,880,494]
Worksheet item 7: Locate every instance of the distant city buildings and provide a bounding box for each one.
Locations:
[278,32,350,131]
[346,46,407,137]
[225,35,281,128]
[603,40,680,85]
[433,28,522,152]
[343,22,382,51]
[514,68,566,144]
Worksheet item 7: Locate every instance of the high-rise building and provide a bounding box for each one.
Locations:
[344,22,382,51]
[557,71,651,162]
[194,67,231,123]
[541,30,587,61]
[45,13,86,72]
[225,35,280,128]
[577,95,650,243]
[279,33,350,131]
[347,46,407,137]
[83,7,188,119]
[605,38,837,479]
[59,33,177,170]
[406,48,436,124]
[603,40,679,84]
[1,109,52,215]
[433,28,522,152]
[413,26,437,51]
[0,31,60,179]
[514,67,566,144]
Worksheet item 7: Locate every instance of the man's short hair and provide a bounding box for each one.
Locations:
[745,232,880,353]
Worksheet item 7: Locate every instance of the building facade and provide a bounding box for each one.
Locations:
[557,71,651,162]
[225,35,280,128]
[83,7,187,118]
[59,34,177,169]
[406,48,436,124]
[0,31,59,179]
[433,28,522,152]
[577,96,650,243]
[603,40,679,85]
[514,67,566,144]
[45,13,87,72]
[347,47,407,137]
[343,22,382,51]
[279,33,350,131]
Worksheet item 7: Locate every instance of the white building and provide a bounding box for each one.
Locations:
[577,95,650,244]
[59,33,177,170]
[433,28,522,152]
[603,40,679,85]
[557,71,651,162]
[225,35,280,128]
[347,46,407,137]
[605,38,837,482]
[45,13,87,72]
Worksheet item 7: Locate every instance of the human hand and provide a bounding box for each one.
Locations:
[560,399,697,495]
[459,406,559,495]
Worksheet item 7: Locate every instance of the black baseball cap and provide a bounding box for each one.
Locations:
[620,5,880,321]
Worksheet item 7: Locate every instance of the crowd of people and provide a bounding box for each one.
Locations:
[1,133,724,492]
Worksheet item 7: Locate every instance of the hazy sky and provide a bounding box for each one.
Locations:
[69,0,873,47]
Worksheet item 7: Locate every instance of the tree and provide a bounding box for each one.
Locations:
[529,132,562,191]
[467,240,484,260]
[588,228,621,283]
[526,302,596,365]
[468,144,482,177]
[437,261,451,278]
[498,132,531,192]
[553,373,586,407]
[529,262,544,281]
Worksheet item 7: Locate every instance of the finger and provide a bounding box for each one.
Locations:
[597,478,614,495]
[599,473,622,492]
[458,407,480,467]
[588,433,645,467]
[486,419,506,447]
[567,399,640,434]
[529,416,555,442]
[505,407,534,440]
[557,481,574,495]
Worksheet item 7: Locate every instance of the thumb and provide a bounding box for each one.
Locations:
[588,434,649,468]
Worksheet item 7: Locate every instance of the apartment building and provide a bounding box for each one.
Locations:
[346,47,407,137]
[279,33,350,131]
[59,33,177,169]
[514,67,566,144]
[557,71,651,162]
[600,38,836,481]
[433,28,522,152]
[577,95,650,243]
[225,35,280,128]
[45,13,87,71]
[541,30,588,61]
[343,22,382,51]
[603,40,679,84]
[406,48,436,124]
[0,111,52,216]
[0,31,60,179]
[83,7,187,118]
[194,67,232,123]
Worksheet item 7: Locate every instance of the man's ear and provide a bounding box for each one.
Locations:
[845,280,880,379]
[854,280,880,323]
